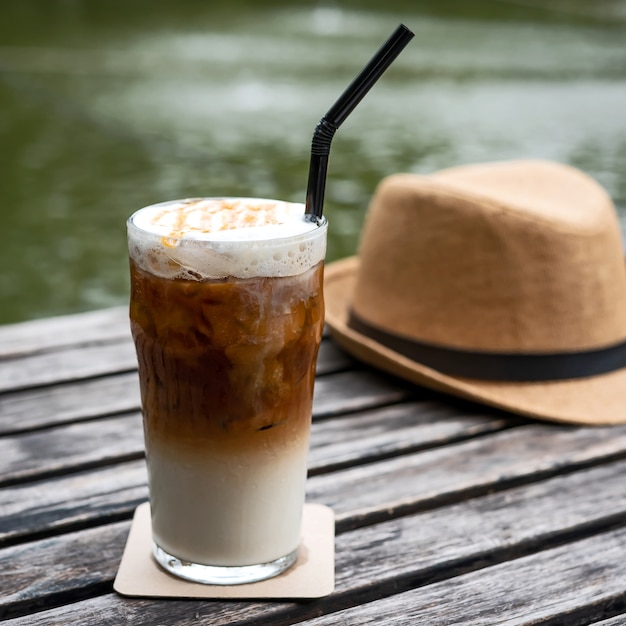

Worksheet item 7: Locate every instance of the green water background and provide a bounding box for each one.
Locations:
[1,0,625,325]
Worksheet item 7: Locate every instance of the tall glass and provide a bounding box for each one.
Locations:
[127,198,327,585]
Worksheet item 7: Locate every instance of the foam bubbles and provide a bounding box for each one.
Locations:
[128,197,327,280]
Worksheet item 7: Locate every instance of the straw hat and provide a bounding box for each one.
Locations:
[324,160,626,425]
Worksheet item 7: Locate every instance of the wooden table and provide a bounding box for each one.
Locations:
[1,306,626,625]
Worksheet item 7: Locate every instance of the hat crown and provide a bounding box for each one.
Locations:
[352,161,626,353]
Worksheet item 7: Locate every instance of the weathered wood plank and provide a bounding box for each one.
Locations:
[0,401,510,486]
[308,422,626,529]
[0,522,129,620]
[316,338,355,375]
[314,369,413,418]
[0,373,141,435]
[0,367,408,436]
[4,306,622,626]
[321,369,414,417]
[588,616,626,625]
[0,307,130,359]
[3,422,625,546]
[3,461,626,624]
[299,526,626,626]
[308,401,514,474]
[0,414,145,486]
[0,462,148,546]
[0,307,333,359]
[0,341,137,393]
[0,336,352,394]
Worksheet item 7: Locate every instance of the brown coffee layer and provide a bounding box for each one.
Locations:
[130,261,324,455]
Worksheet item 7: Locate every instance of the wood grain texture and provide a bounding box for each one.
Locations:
[0,334,352,394]
[308,400,514,474]
[0,414,145,486]
[0,307,130,358]
[588,616,626,625]
[0,461,148,546]
[0,307,333,359]
[299,526,626,626]
[0,403,505,541]
[312,369,413,417]
[3,461,626,624]
[0,341,137,393]
[0,372,141,435]
[0,399,511,485]
[3,308,625,626]
[0,522,129,620]
[308,422,626,529]
[0,367,410,437]
[3,420,626,547]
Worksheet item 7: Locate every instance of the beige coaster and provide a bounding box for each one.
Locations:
[114,502,335,599]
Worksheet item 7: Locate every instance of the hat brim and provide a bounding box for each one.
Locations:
[324,256,626,425]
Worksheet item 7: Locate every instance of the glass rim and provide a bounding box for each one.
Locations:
[127,197,328,248]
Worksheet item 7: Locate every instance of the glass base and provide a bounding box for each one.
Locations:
[152,543,299,585]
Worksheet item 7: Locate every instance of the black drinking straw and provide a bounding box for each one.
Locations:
[304,23,414,222]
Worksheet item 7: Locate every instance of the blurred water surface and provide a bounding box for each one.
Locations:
[1,0,626,324]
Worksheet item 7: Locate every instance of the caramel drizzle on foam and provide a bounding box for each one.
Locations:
[152,199,285,248]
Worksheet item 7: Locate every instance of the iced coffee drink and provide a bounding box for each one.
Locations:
[127,198,327,585]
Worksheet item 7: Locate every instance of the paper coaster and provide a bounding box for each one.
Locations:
[114,502,335,599]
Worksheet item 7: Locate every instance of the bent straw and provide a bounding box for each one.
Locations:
[304,23,414,222]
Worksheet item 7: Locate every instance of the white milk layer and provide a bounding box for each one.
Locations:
[128,197,327,280]
[147,441,309,566]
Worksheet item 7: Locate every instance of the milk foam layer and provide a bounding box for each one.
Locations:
[128,197,327,280]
